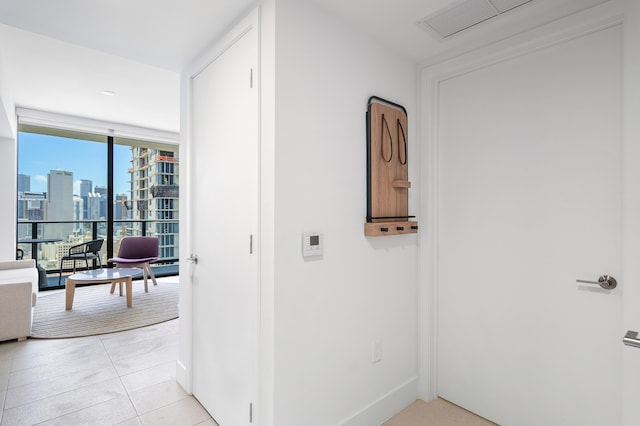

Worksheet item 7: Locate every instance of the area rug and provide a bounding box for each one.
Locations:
[31,280,179,338]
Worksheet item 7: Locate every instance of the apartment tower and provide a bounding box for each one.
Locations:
[46,169,74,240]
[129,147,179,261]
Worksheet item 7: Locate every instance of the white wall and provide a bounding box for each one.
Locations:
[272,1,419,424]
[0,52,16,139]
[0,135,17,260]
[0,51,17,259]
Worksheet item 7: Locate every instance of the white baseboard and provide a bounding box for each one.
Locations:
[339,377,418,426]
[175,359,191,394]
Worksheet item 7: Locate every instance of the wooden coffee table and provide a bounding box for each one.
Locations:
[65,268,143,310]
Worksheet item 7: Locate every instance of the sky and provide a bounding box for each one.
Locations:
[17,132,132,196]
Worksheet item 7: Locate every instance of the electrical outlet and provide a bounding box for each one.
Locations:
[371,341,382,363]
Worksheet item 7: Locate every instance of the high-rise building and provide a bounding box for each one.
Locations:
[17,174,30,194]
[79,179,92,219]
[17,173,34,223]
[17,191,46,237]
[94,185,107,219]
[130,147,179,261]
[87,192,102,220]
[47,169,74,240]
[73,195,84,221]
[114,193,131,239]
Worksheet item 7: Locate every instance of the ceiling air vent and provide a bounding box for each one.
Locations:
[418,0,534,39]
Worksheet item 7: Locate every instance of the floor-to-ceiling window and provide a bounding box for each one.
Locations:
[16,117,179,290]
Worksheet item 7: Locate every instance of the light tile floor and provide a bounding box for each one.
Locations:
[383,398,497,426]
[0,319,217,426]
[0,318,495,426]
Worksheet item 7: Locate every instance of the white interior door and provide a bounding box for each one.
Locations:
[190,27,258,426]
[622,2,640,424]
[436,26,622,425]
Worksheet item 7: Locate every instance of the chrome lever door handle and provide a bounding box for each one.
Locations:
[623,330,640,348]
[576,275,617,289]
[186,254,198,264]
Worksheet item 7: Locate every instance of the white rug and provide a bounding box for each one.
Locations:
[31,279,179,338]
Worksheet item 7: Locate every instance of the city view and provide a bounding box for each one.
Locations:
[16,131,179,289]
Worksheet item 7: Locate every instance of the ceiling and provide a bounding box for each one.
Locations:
[0,0,612,133]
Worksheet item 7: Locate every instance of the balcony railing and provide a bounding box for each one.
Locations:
[17,219,179,290]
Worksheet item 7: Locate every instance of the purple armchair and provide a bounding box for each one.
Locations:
[109,236,159,292]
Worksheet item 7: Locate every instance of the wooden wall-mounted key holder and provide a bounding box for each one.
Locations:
[365,96,418,236]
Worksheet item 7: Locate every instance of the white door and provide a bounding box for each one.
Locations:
[622,2,640,424]
[436,26,622,425]
[190,27,258,426]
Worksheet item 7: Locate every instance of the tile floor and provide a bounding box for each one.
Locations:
[383,398,497,425]
[0,319,217,426]
[0,317,492,426]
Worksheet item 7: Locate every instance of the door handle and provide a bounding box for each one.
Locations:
[576,275,617,289]
[623,330,640,348]
[186,254,198,264]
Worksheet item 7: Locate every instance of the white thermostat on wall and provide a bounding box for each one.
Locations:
[302,232,324,258]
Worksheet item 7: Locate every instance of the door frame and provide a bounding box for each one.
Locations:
[177,6,264,423]
[418,1,624,405]
[622,1,640,424]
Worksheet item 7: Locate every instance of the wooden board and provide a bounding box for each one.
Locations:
[368,99,409,220]
[365,221,418,237]
[366,97,417,236]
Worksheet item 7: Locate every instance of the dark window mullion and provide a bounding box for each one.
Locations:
[107,136,114,263]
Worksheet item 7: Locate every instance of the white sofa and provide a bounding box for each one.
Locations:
[0,259,39,341]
